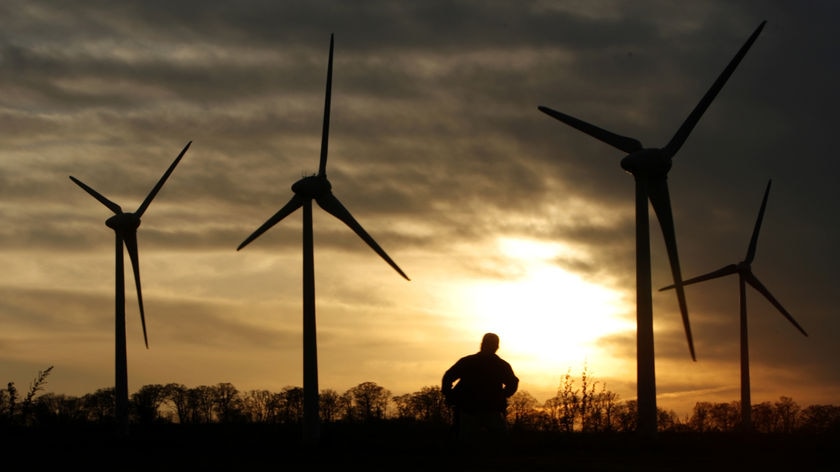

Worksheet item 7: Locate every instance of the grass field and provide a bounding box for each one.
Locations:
[3,423,836,471]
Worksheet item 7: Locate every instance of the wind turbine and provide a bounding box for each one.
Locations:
[538,21,765,436]
[237,34,409,444]
[69,141,191,435]
[660,179,807,431]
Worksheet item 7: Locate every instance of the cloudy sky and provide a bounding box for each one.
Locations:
[1,0,838,417]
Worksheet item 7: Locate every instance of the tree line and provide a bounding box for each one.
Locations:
[3,365,839,434]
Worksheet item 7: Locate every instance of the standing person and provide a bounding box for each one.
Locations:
[441,332,519,442]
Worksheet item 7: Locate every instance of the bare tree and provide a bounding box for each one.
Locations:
[392,393,413,420]
[614,400,637,432]
[394,386,448,424]
[319,388,348,423]
[657,408,685,432]
[799,404,840,433]
[346,382,391,422]
[82,388,116,423]
[507,390,539,429]
[689,402,714,432]
[241,389,275,423]
[1,382,16,422]
[589,386,620,432]
[187,385,216,424]
[162,383,190,424]
[709,402,740,431]
[131,384,167,424]
[774,396,801,433]
[541,396,563,432]
[278,386,304,424]
[212,382,243,423]
[32,393,85,424]
[578,367,595,432]
[751,401,775,432]
[555,370,579,432]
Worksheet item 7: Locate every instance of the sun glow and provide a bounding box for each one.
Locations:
[460,237,633,385]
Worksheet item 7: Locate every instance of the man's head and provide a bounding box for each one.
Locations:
[480,332,500,353]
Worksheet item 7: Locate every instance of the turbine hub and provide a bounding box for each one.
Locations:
[106,213,141,231]
[292,174,331,199]
[620,148,672,177]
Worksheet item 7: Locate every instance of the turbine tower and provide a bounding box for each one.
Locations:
[70,141,191,435]
[660,180,807,431]
[538,21,765,436]
[237,34,409,444]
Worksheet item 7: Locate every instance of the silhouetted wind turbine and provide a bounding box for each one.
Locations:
[70,141,191,436]
[538,21,765,436]
[660,179,807,431]
[237,34,409,444]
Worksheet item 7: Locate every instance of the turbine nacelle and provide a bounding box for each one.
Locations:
[292,174,332,199]
[106,213,141,232]
[620,148,672,177]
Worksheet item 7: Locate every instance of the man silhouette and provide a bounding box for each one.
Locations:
[441,333,519,442]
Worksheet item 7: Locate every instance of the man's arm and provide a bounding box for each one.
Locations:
[441,361,461,394]
[441,369,454,395]
[502,364,519,397]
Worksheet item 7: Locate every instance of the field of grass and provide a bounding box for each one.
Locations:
[3,422,836,471]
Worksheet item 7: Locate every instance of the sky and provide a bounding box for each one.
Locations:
[1,0,838,418]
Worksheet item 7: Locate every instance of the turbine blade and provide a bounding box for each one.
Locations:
[538,106,643,154]
[237,195,305,251]
[646,177,696,360]
[663,21,766,158]
[69,176,123,214]
[745,179,772,264]
[123,231,149,349]
[659,264,739,291]
[136,141,192,217]
[318,34,334,177]
[744,272,808,337]
[316,192,410,280]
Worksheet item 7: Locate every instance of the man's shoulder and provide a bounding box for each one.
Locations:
[492,355,517,374]
[447,353,477,370]
[489,353,510,364]
[457,352,483,362]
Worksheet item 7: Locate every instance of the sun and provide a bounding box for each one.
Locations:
[458,237,634,388]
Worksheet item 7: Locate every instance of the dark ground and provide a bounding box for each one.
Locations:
[3,423,836,471]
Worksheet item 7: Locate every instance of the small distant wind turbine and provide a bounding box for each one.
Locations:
[237,34,409,444]
[660,179,807,431]
[538,21,766,436]
[70,141,191,435]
